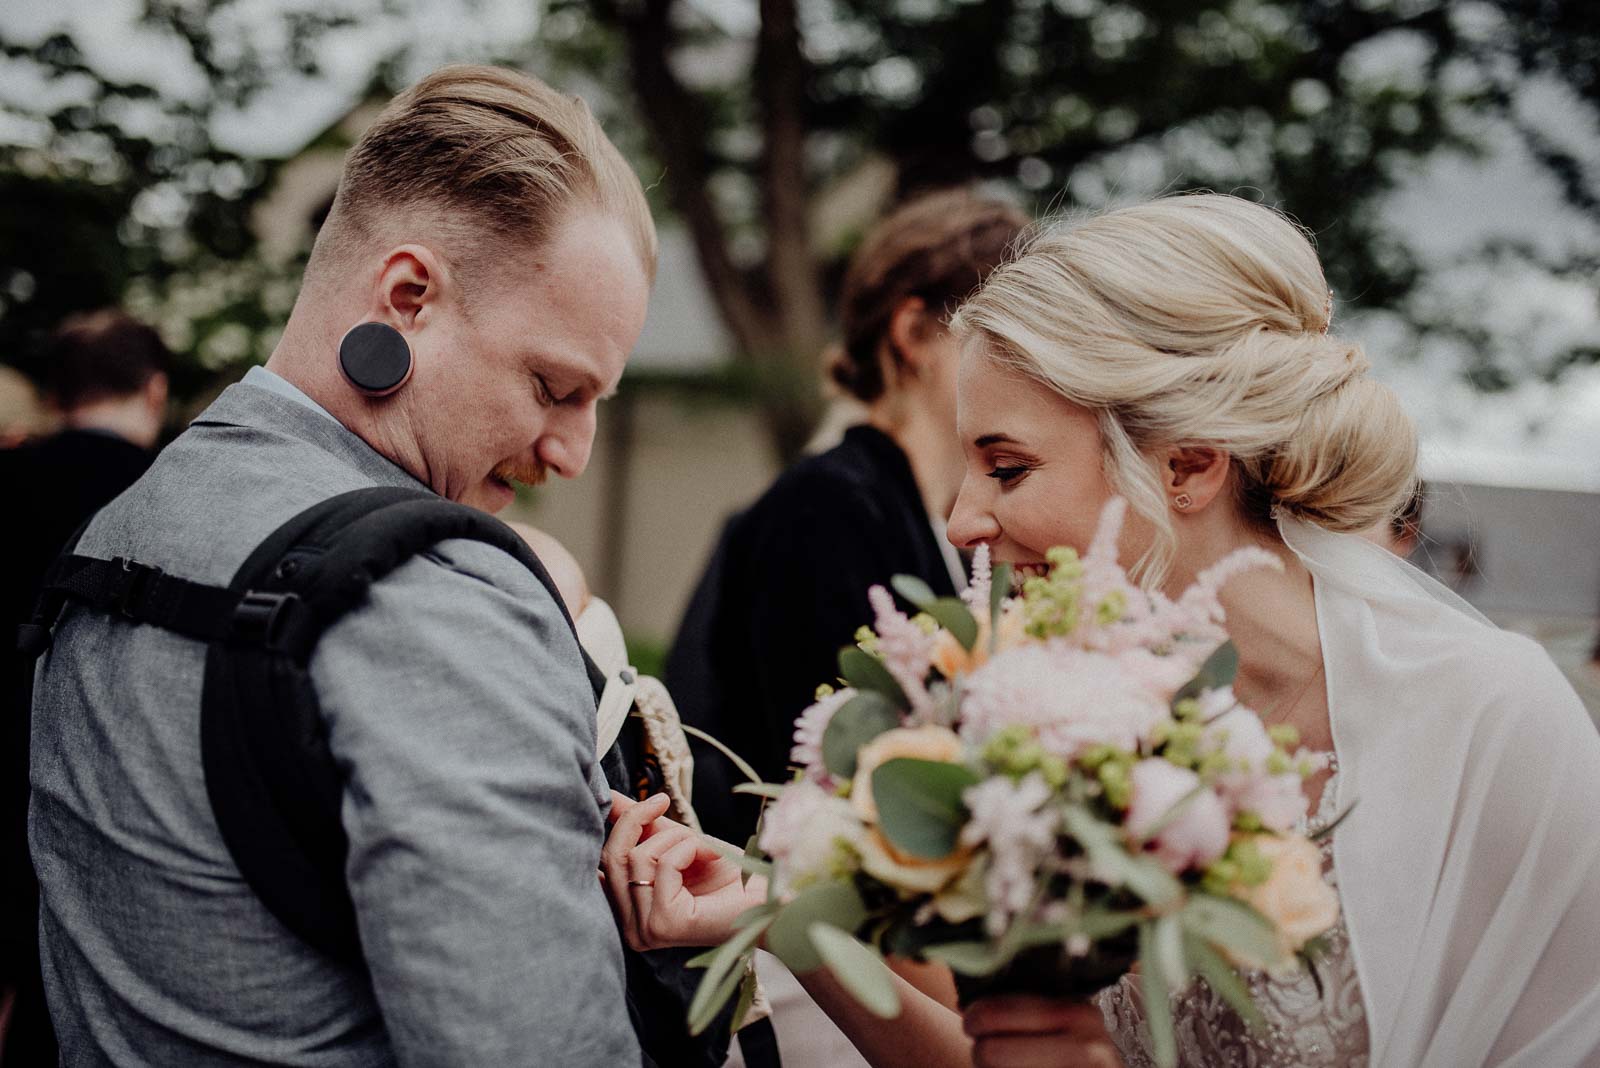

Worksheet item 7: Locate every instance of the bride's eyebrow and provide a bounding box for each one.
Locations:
[974,433,1019,448]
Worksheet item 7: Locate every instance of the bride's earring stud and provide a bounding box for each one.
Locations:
[339,322,414,397]
[1173,493,1193,511]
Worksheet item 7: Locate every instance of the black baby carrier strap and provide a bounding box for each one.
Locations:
[21,486,745,1068]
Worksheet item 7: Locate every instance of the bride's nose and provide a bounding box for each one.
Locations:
[947,477,1000,550]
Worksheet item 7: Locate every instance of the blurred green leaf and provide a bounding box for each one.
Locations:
[891,574,938,609]
[822,692,901,778]
[872,757,979,859]
[926,597,979,651]
[810,923,903,1018]
[766,880,868,974]
[838,647,909,709]
[1181,894,1288,972]
[1175,642,1240,705]
[732,782,786,799]
[687,918,768,1034]
[989,562,1012,649]
[1139,921,1180,1068]
[923,940,1002,976]
[1061,806,1184,908]
[1185,934,1264,1030]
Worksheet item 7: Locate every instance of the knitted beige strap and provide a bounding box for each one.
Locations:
[630,675,701,833]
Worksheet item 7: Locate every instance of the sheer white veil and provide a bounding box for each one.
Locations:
[1278,516,1600,1068]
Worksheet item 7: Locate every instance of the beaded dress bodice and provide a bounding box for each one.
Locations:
[1096,770,1369,1067]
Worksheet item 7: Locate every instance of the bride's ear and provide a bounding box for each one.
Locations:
[1163,446,1230,513]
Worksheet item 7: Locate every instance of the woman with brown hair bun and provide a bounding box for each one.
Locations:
[667,189,1030,848]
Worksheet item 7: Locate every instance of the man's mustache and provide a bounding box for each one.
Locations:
[491,459,550,487]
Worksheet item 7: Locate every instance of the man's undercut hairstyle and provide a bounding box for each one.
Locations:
[41,308,170,411]
[321,64,657,281]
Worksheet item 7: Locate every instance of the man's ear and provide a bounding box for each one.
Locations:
[1163,445,1231,511]
[374,245,446,329]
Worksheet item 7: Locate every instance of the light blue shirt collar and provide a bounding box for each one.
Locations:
[242,366,340,426]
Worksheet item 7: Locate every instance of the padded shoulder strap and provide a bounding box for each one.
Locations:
[202,486,600,967]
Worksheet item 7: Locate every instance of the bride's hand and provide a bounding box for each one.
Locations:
[602,792,766,950]
[963,995,1122,1068]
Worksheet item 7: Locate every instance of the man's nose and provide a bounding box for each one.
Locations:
[947,475,999,550]
[536,403,597,479]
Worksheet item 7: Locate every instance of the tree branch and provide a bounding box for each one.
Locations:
[756,0,828,362]
[601,0,781,359]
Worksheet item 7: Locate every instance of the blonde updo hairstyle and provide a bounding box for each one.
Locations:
[950,193,1417,586]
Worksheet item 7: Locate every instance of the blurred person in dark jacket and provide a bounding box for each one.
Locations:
[668,191,1029,848]
[1,309,168,1068]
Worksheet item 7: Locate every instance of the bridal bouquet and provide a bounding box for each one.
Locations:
[690,499,1341,1067]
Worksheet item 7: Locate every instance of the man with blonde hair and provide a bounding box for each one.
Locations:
[26,66,688,1065]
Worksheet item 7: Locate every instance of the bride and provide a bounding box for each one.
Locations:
[603,193,1600,1068]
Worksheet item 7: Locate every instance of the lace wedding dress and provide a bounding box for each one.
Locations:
[1096,766,1369,1067]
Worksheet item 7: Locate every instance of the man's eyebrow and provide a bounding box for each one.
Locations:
[974,433,1019,448]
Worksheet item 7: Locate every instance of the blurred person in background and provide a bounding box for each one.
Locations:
[665,189,1028,1068]
[1,309,169,1068]
[0,365,50,449]
[1359,481,1423,559]
[668,189,1030,848]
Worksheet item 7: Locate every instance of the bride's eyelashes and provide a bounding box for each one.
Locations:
[986,462,1034,486]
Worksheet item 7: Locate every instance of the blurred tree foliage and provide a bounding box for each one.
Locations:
[1,0,1596,448]
[0,4,357,402]
[567,0,1600,453]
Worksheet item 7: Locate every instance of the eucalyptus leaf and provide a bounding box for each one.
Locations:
[891,574,938,609]
[1185,934,1264,1030]
[926,596,979,651]
[688,952,750,1036]
[990,562,1013,643]
[872,757,980,859]
[1310,800,1358,842]
[1174,641,1241,705]
[1181,894,1288,972]
[766,880,869,974]
[810,923,903,1018]
[685,946,720,969]
[1067,907,1144,941]
[838,647,909,708]
[1135,783,1208,844]
[821,692,902,778]
[1139,922,1180,1068]
[922,940,1003,976]
[1152,913,1187,991]
[732,782,787,800]
[687,920,767,1034]
[730,964,759,1033]
[1062,806,1184,908]
[733,902,780,930]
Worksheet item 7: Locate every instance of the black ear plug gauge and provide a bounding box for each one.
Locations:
[338,322,414,397]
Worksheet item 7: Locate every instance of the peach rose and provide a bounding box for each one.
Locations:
[1235,834,1340,962]
[857,827,972,894]
[851,725,965,823]
[929,603,1028,679]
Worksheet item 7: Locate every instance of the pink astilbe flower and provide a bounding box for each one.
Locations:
[790,687,856,782]
[961,542,993,615]
[1172,546,1283,641]
[868,585,935,719]
[961,773,1059,936]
